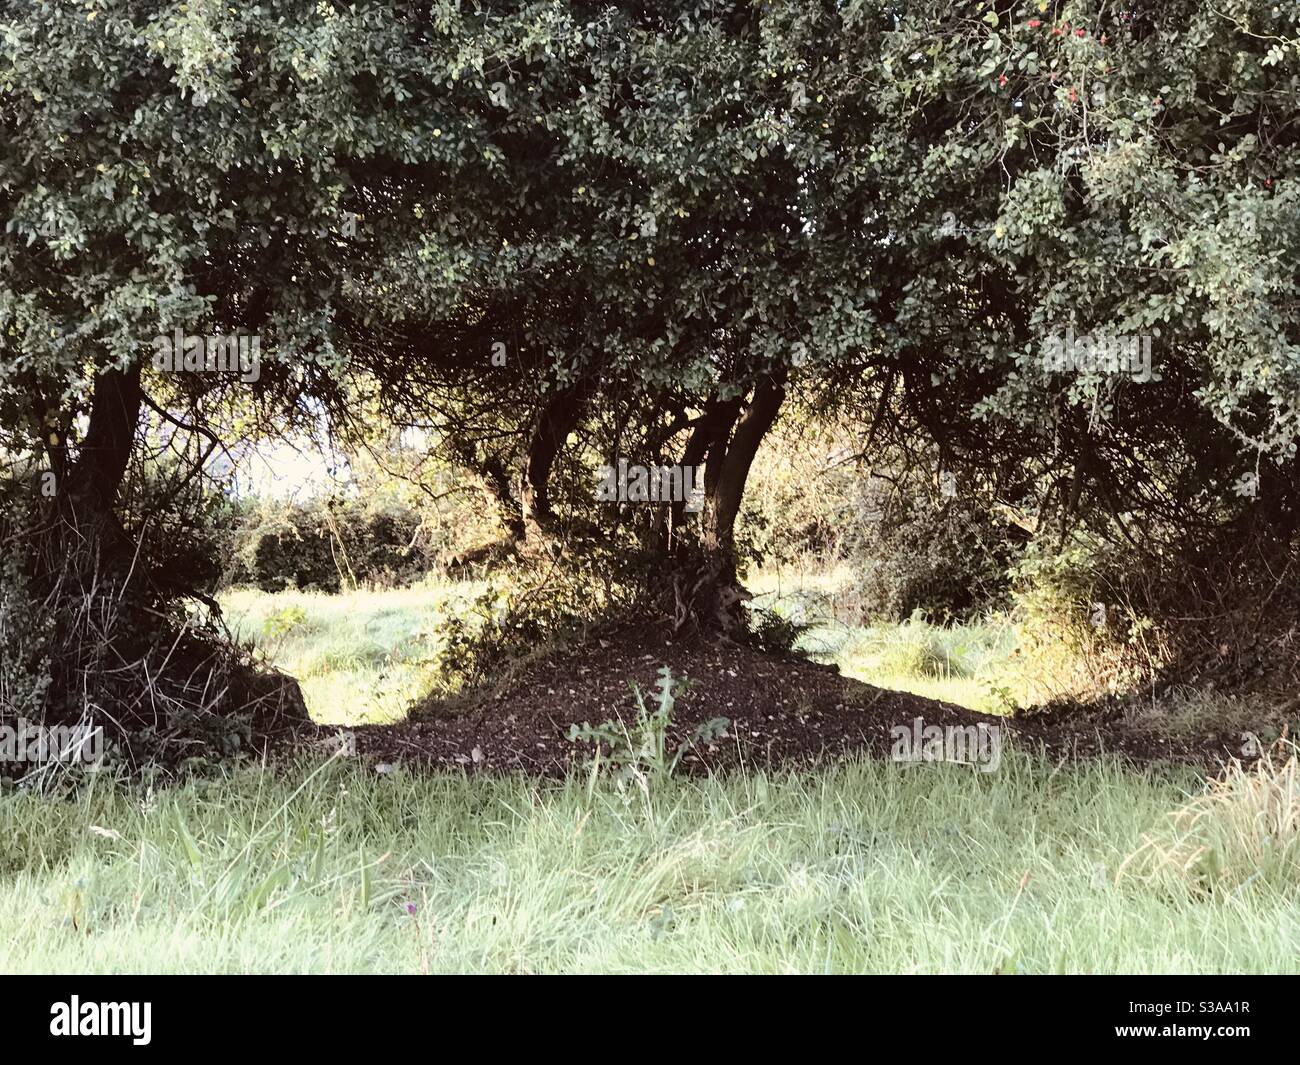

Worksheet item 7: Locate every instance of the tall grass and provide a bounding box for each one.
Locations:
[78,579,1290,974]
[2,752,1296,974]
[1117,743,1300,896]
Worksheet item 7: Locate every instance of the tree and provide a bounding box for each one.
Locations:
[2,1,1298,721]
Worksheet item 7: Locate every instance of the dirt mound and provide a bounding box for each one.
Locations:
[350,630,1250,775]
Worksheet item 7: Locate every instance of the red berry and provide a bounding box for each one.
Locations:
[1075,28,1086,37]
[1028,19,1042,28]
[998,74,1008,87]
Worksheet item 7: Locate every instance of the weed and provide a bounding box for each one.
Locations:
[568,667,729,795]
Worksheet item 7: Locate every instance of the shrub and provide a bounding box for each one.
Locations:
[839,493,1020,624]
[426,532,658,693]
[1007,535,1162,700]
[737,428,1020,623]
[228,496,433,592]
[0,471,309,772]
[746,605,813,655]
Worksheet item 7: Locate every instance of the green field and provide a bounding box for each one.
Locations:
[218,583,482,726]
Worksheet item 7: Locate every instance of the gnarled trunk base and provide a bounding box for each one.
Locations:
[666,550,754,635]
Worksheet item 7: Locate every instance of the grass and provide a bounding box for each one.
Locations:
[219,581,484,725]
[7,577,1290,973]
[749,569,1032,713]
[1117,745,1300,896]
[2,751,1296,974]
[805,613,1021,712]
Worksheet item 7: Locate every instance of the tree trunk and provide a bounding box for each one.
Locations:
[520,384,587,541]
[668,395,742,532]
[65,364,142,510]
[445,385,586,571]
[704,375,786,557]
[668,373,786,633]
[59,363,143,570]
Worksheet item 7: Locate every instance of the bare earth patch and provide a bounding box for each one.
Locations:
[343,629,1252,775]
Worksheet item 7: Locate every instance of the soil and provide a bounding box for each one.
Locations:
[340,628,1256,776]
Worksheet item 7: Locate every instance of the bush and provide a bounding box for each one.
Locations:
[843,494,1019,623]
[745,606,813,655]
[426,532,660,693]
[0,476,310,772]
[228,496,433,592]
